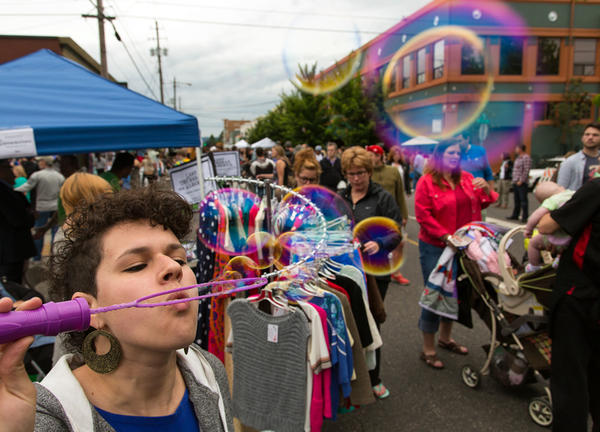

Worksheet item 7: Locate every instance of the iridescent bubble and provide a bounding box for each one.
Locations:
[244,232,282,269]
[212,256,262,291]
[278,185,353,232]
[382,26,493,141]
[282,14,362,95]
[224,256,261,278]
[275,231,312,269]
[273,203,318,236]
[197,188,262,255]
[353,216,404,276]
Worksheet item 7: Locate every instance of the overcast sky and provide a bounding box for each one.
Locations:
[1,0,428,137]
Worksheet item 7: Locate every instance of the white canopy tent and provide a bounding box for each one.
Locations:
[401,136,439,146]
[234,139,249,149]
[251,137,276,149]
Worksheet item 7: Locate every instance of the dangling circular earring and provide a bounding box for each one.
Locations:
[82,329,122,374]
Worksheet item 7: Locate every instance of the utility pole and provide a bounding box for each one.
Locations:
[172,77,191,110]
[150,20,167,104]
[82,0,115,78]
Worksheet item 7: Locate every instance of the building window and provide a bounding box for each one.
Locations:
[402,56,410,88]
[389,64,398,91]
[536,38,561,75]
[433,40,444,79]
[499,37,523,75]
[573,38,596,76]
[417,48,426,84]
[461,42,485,75]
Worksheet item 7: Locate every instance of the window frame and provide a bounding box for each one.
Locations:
[499,36,524,76]
[573,38,597,77]
[432,40,444,79]
[536,37,561,76]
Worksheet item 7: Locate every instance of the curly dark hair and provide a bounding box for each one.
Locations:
[49,186,193,353]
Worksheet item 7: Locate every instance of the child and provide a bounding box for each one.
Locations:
[524,181,574,272]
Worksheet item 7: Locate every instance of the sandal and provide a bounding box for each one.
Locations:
[372,383,390,399]
[420,352,444,369]
[438,340,469,355]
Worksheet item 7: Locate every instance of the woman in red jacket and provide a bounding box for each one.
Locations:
[415,139,497,369]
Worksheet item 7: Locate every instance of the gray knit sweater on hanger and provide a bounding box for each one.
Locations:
[227,299,310,432]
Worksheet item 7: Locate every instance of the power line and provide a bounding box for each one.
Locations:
[187,100,279,110]
[0,12,383,35]
[117,14,384,35]
[109,18,159,99]
[132,1,401,22]
[105,1,158,89]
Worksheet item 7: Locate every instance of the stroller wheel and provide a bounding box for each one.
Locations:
[461,364,481,389]
[528,396,552,427]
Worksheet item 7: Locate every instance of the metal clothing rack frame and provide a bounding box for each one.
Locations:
[206,176,329,279]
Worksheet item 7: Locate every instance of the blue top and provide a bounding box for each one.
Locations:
[461,144,493,181]
[14,177,30,202]
[95,389,200,432]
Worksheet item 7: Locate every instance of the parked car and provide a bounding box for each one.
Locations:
[528,156,565,190]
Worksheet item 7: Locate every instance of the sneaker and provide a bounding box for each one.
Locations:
[391,273,410,285]
[372,383,390,399]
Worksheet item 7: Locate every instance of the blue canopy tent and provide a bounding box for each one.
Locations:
[0,49,199,155]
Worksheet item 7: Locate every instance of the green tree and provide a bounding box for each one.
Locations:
[246,64,386,149]
[552,79,591,153]
[246,106,286,144]
[328,75,378,147]
[204,133,221,148]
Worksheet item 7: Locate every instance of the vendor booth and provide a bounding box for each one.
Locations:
[0,49,199,156]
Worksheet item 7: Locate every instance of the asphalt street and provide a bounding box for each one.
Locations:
[323,191,551,432]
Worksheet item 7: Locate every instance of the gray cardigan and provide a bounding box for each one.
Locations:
[34,346,234,432]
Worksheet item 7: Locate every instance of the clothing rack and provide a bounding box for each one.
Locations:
[206,175,329,280]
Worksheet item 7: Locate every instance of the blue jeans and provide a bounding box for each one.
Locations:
[33,210,57,261]
[418,240,453,333]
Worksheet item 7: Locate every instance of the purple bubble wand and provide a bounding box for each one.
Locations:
[0,277,267,344]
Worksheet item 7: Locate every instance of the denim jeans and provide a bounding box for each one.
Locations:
[33,210,57,261]
[418,240,452,333]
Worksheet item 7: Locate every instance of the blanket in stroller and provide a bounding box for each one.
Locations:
[418,246,460,320]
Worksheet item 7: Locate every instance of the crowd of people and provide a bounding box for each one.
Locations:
[1,123,600,431]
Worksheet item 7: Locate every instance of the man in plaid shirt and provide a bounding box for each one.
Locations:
[508,144,531,222]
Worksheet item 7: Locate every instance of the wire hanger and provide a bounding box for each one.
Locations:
[248,282,289,311]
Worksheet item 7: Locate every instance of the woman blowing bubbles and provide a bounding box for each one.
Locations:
[0,187,233,432]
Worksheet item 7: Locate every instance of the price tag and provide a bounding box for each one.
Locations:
[267,324,278,343]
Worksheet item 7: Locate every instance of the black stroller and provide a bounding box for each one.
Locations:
[452,225,553,428]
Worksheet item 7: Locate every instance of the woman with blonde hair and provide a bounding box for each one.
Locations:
[292,148,321,186]
[340,146,403,399]
[12,164,31,202]
[53,173,113,247]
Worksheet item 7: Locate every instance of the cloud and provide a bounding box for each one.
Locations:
[0,0,423,135]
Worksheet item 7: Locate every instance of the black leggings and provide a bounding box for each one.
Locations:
[369,278,389,386]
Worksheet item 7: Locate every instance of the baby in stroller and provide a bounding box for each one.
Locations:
[524,181,574,273]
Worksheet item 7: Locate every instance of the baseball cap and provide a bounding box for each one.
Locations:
[315,145,322,151]
[366,145,384,156]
